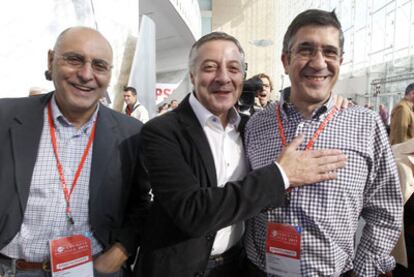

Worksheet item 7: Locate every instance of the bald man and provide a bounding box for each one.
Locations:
[0,27,151,277]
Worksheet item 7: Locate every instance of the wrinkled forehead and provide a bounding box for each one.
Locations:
[54,28,113,61]
[196,40,243,64]
[289,25,341,49]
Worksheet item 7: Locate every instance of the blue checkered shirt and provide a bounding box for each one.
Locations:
[244,89,403,276]
[1,95,103,262]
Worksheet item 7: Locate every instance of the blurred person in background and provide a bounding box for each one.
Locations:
[252,73,273,110]
[390,83,414,145]
[123,86,149,123]
[29,86,48,96]
[169,99,178,110]
[379,103,390,134]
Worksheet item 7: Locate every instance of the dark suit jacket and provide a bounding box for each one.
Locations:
[0,92,151,258]
[135,94,286,277]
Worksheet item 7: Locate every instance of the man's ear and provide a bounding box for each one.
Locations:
[281,53,289,75]
[47,49,54,71]
[44,50,55,81]
[190,72,195,86]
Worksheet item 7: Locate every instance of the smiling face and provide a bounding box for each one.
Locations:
[281,25,342,112]
[190,39,244,123]
[48,27,113,123]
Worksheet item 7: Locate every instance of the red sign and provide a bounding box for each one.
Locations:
[155,83,178,104]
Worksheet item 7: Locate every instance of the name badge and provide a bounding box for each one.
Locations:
[49,234,93,277]
[265,223,301,277]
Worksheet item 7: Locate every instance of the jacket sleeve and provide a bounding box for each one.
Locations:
[141,119,286,237]
[114,132,152,256]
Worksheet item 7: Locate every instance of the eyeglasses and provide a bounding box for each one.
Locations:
[289,44,342,62]
[55,52,113,74]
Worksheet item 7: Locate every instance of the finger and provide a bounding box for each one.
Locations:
[308,149,344,158]
[314,171,337,183]
[332,95,339,109]
[333,95,349,109]
[333,95,342,109]
[315,154,347,166]
[341,99,349,109]
[291,171,338,187]
[316,160,346,173]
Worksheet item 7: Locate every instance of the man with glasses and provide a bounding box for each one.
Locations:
[244,9,403,276]
[0,27,151,277]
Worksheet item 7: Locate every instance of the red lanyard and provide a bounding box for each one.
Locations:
[276,105,338,150]
[47,101,97,225]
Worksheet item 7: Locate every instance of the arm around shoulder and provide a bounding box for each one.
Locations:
[141,118,287,237]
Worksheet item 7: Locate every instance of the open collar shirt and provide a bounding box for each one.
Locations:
[244,88,403,276]
[1,95,103,262]
[189,92,247,255]
[124,101,149,123]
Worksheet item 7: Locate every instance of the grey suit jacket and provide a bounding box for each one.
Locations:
[0,92,151,257]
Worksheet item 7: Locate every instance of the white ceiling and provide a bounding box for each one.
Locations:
[140,0,197,53]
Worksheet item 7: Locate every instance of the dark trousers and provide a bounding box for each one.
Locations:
[203,242,245,277]
[242,258,266,277]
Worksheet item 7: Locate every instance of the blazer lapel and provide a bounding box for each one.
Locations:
[10,93,51,211]
[89,106,117,204]
[177,96,217,187]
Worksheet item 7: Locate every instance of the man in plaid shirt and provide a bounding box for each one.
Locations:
[243,9,403,277]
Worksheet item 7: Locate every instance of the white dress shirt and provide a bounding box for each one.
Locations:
[189,93,247,255]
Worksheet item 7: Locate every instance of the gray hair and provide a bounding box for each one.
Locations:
[188,32,245,74]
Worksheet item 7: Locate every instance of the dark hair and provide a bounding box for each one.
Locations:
[252,73,273,91]
[188,32,245,74]
[44,70,52,81]
[282,9,344,54]
[123,86,137,95]
[158,103,169,112]
[405,83,414,95]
